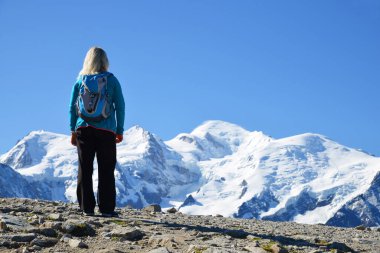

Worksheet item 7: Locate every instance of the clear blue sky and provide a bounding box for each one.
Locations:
[0,0,379,156]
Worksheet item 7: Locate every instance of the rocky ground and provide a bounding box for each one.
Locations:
[0,198,380,253]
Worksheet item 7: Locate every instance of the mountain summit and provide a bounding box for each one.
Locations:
[1,121,379,227]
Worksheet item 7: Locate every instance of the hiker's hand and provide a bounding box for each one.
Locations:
[116,134,123,144]
[71,132,77,146]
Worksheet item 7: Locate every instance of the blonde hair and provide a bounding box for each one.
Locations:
[79,47,109,75]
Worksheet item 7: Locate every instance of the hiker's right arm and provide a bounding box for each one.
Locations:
[69,83,79,133]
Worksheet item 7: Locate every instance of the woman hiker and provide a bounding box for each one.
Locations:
[69,46,125,217]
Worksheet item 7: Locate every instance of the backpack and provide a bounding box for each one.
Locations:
[76,72,113,122]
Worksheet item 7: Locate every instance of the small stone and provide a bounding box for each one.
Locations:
[0,220,7,231]
[48,213,63,221]
[101,232,112,238]
[60,234,72,242]
[270,243,288,253]
[0,233,37,242]
[21,247,30,253]
[68,238,88,248]
[327,242,354,252]
[244,245,267,253]
[355,225,366,231]
[29,219,39,226]
[31,237,59,247]
[41,221,62,230]
[30,245,42,252]
[111,227,145,241]
[63,220,95,237]
[215,214,223,217]
[148,247,171,253]
[167,207,177,214]
[37,227,58,237]
[95,249,125,253]
[143,204,162,213]
[38,217,45,224]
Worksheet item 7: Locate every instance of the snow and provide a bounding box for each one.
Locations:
[1,120,380,225]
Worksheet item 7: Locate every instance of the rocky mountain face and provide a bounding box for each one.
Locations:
[0,121,379,227]
[1,198,380,252]
[0,164,40,199]
[326,171,380,227]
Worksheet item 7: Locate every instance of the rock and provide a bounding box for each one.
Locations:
[48,213,63,221]
[148,247,171,253]
[203,247,238,253]
[110,227,145,241]
[41,221,62,230]
[243,241,268,253]
[0,220,7,231]
[243,245,267,253]
[143,204,162,213]
[148,235,176,248]
[101,231,112,238]
[186,245,206,253]
[270,243,288,253]
[0,233,36,242]
[63,220,95,237]
[21,247,30,253]
[60,234,72,242]
[95,249,125,253]
[38,216,45,224]
[30,245,42,251]
[355,225,366,231]
[34,228,58,237]
[68,238,88,248]
[0,214,34,231]
[31,237,59,247]
[167,207,177,214]
[327,242,355,252]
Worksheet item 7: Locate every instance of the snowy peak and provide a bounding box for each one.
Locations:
[177,127,380,225]
[0,130,70,170]
[166,120,270,162]
[191,120,251,153]
[117,125,169,163]
[190,120,250,140]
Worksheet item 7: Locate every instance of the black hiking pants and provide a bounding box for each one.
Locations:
[76,127,116,213]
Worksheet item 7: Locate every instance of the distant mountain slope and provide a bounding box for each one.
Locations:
[0,120,379,227]
[0,163,40,198]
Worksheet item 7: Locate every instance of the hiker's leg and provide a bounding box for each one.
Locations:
[76,127,96,213]
[95,129,116,213]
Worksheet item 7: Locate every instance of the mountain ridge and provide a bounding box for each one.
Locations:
[0,120,379,227]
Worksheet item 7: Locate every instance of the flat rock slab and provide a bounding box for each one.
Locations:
[0,233,36,242]
[110,227,145,241]
[31,237,59,247]
[0,214,34,232]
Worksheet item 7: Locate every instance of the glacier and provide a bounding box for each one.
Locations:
[0,120,379,227]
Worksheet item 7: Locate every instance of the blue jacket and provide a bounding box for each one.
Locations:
[69,72,125,134]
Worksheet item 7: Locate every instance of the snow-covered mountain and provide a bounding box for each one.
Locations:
[1,120,379,227]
